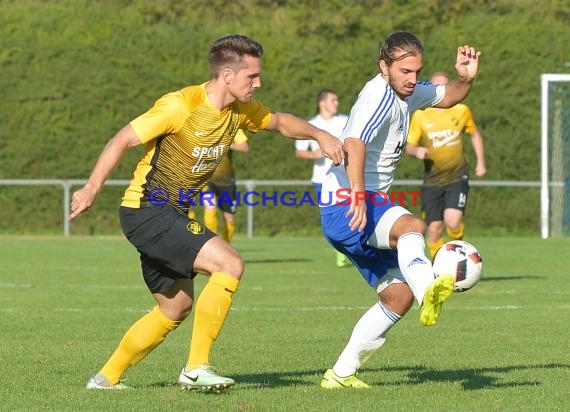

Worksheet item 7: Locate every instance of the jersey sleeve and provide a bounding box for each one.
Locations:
[409,82,445,112]
[238,99,273,132]
[461,105,478,134]
[130,92,188,144]
[407,111,423,146]
[233,128,248,144]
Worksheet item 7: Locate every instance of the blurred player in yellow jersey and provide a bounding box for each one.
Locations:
[70,34,344,392]
[203,129,249,242]
[406,72,486,258]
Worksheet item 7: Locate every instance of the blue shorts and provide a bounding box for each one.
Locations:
[320,196,400,288]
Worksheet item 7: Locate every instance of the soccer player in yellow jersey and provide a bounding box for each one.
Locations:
[203,129,249,242]
[406,72,486,258]
[70,34,344,392]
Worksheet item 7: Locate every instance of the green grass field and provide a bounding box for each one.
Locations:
[1,236,569,411]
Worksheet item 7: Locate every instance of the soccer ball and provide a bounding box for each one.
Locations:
[432,240,483,292]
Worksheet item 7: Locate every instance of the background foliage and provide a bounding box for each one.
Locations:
[1,0,568,235]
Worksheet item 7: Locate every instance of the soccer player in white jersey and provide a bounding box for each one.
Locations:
[318,31,481,389]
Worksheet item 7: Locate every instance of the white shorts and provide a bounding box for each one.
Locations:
[375,267,407,293]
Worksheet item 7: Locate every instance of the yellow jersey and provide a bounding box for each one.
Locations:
[209,129,248,186]
[407,104,477,187]
[121,83,271,211]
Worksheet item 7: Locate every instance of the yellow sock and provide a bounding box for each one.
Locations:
[224,222,236,243]
[204,209,218,234]
[427,237,445,258]
[446,223,465,240]
[99,306,180,385]
[187,272,239,369]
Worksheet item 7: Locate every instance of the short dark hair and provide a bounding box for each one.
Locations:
[378,31,424,66]
[208,35,264,78]
[316,89,337,105]
[315,89,337,113]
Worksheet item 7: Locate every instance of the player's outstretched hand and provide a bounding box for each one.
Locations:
[475,162,486,177]
[455,45,481,82]
[69,186,97,220]
[415,147,429,160]
[318,134,344,166]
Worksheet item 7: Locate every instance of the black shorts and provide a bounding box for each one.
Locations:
[206,181,237,214]
[119,205,216,294]
[421,180,469,225]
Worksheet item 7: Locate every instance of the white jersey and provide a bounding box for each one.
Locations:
[295,114,348,184]
[322,74,445,205]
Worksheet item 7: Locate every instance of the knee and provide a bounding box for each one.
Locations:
[219,252,245,280]
[161,301,193,322]
[410,216,427,234]
[445,221,461,231]
[390,215,427,248]
[380,284,414,316]
[231,255,245,279]
[177,304,193,321]
[397,215,426,236]
[198,238,245,280]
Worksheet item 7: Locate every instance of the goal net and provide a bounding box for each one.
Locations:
[541,74,570,238]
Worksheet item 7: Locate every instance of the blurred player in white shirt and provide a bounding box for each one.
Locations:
[295,89,351,267]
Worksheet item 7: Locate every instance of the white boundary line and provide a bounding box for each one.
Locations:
[3,305,570,314]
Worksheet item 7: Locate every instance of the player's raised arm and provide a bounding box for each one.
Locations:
[436,45,482,108]
[69,124,141,220]
[266,111,344,165]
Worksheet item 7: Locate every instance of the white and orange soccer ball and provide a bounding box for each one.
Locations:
[432,240,483,292]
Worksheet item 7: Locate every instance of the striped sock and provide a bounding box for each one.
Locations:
[333,301,401,377]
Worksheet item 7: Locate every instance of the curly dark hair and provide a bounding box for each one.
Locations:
[378,31,424,66]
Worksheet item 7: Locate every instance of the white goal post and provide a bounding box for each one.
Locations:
[541,74,570,238]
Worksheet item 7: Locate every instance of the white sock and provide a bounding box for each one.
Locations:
[332,302,401,377]
[397,232,435,305]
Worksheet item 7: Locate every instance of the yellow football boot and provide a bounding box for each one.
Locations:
[420,275,454,327]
